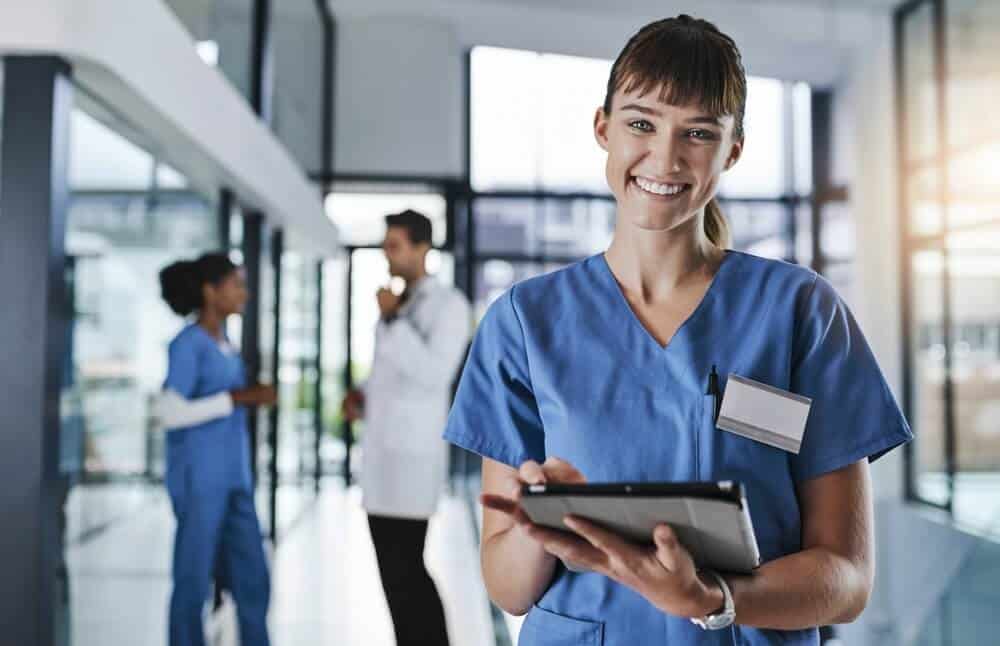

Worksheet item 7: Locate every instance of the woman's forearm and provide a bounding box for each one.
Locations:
[727,547,872,630]
[482,523,558,616]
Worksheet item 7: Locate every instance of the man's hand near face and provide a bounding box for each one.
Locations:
[377,287,402,321]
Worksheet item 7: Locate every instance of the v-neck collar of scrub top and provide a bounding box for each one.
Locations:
[595,250,736,353]
[191,322,239,357]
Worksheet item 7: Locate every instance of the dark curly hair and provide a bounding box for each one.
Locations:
[159,252,237,316]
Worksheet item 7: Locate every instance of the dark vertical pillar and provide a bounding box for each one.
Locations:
[315,0,335,190]
[782,82,797,264]
[268,229,283,539]
[218,188,233,250]
[893,6,918,502]
[0,56,73,646]
[932,0,956,510]
[250,0,274,124]
[314,261,324,492]
[811,89,834,275]
[242,213,264,483]
[343,251,354,485]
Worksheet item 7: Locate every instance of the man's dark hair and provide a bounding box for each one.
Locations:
[385,209,433,246]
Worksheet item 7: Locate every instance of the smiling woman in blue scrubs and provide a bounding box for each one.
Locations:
[444,15,912,646]
[159,253,275,646]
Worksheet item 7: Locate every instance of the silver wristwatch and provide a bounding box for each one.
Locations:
[690,570,736,630]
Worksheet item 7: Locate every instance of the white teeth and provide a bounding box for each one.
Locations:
[634,177,687,196]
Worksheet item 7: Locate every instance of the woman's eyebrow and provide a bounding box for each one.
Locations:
[619,103,661,116]
[686,115,723,126]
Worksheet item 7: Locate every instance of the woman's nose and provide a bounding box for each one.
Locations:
[646,135,684,175]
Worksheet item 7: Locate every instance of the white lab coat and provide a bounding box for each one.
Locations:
[360,276,471,519]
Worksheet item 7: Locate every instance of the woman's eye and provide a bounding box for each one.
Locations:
[688,129,716,140]
[628,120,653,133]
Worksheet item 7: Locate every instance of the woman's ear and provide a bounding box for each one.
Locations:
[593,107,610,152]
[723,138,744,171]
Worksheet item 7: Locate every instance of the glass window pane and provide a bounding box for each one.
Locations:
[946,0,1000,156]
[473,197,614,257]
[795,202,814,267]
[792,82,813,197]
[902,1,939,165]
[537,53,613,192]
[724,201,790,259]
[321,255,348,475]
[823,261,855,308]
[473,198,538,255]
[911,248,950,507]
[946,227,1000,531]
[470,47,610,192]
[719,78,786,198]
[276,251,319,534]
[256,227,277,532]
[164,0,254,103]
[947,140,1000,229]
[325,191,447,247]
[70,110,155,190]
[909,164,943,236]
[470,47,542,190]
[273,0,325,172]
[819,202,856,262]
[473,260,569,321]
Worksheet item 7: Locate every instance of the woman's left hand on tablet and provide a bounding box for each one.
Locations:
[547,515,723,620]
[481,456,722,620]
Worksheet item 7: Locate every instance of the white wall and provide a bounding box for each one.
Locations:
[333,16,464,177]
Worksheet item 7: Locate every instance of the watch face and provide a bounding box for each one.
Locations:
[706,613,735,630]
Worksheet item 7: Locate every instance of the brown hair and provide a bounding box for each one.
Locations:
[602,15,747,249]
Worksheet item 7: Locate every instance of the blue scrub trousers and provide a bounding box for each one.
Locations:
[169,485,270,646]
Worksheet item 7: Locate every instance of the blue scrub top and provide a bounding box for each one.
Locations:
[164,323,251,493]
[444,251,912,646]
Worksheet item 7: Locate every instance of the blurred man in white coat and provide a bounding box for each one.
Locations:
[341,209,470,646]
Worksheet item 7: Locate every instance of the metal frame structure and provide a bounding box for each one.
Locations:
[891,0,991,514]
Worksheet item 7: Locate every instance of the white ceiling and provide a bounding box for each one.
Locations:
[328,0,894,86]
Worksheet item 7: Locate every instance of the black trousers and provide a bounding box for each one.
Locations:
[368,514,450,646]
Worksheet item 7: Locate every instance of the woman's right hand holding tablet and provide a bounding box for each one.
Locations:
[481,457,588,523]
[479,457,591,614]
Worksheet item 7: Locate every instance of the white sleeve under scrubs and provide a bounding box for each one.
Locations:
[444,251,912,646]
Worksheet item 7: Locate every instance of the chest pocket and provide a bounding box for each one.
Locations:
[519,606,603,646]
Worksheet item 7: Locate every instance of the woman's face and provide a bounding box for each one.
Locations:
[594,85,743,235]
[204,268,248,317]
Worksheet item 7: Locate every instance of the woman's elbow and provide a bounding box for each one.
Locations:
[490,594,532,617]
[832,567,874,624]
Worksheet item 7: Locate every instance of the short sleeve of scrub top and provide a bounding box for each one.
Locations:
[165,332,201,398]
[444,287,545,468]
[789,275,912,482]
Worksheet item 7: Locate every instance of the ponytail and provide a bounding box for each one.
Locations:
[159,261,202,316]
[159,252,237,317]
[704,199,731,250]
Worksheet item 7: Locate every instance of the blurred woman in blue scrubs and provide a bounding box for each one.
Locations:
[158,253,275,646]
[445,14,912,646]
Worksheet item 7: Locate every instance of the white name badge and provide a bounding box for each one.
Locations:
[717,375,812,454]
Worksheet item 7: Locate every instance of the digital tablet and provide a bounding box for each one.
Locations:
[520,481,760,574]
